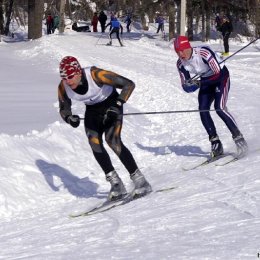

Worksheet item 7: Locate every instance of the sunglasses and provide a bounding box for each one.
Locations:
[62,74,75,80]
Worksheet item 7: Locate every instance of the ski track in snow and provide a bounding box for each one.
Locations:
[0,25,260,259]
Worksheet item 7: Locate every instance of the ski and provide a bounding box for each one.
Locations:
[215,156,239,166]
[215,152,248,166]
[215,147,260,166]
[69,195,130,218]
[69,186,177,218]
[182,153,234,171]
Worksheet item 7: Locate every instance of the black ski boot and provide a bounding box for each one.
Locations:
[210,135,224,158]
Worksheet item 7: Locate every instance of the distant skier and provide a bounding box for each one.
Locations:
[155,15,164,34]
[105,17,123,46]
[58,56,152,200]
[125,14,132,32]
[173,36,248,158]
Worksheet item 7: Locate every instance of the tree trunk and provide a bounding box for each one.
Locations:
[0,0,4,36]
[201,0,205,42]
[186,0,193,40]
[4,0,14,36]
[59,0,66,33]
[28,0,44,40]
[168,3,176,40]
[205,1,211,41]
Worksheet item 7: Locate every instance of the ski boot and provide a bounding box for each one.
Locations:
[210,135,224,158]
[106,170,127,201]
[130,169,152,198]
[233,134,248,158]
[106,41,112,46]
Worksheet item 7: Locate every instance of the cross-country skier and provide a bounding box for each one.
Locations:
[105,17,123,46]
[58,56,152,200]
[173,36,248,158]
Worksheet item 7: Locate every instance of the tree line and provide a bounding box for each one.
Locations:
[0,0,259,40]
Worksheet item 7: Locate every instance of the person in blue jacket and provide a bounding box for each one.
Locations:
[105,17,123,46]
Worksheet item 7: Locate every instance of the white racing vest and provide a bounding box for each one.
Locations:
[64,67,113,105]
[181,47,223,78]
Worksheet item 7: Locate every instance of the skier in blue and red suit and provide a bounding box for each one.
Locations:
[173,36,248,158]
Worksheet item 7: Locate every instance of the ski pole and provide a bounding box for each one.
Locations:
[79,108,223,120]
[123,108,223,116]
[191,37,260,80]
[95,33,104,46]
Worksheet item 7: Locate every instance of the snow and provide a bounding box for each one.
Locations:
[0,23,260,259]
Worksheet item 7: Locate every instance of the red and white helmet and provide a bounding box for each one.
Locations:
[59,56,81,80]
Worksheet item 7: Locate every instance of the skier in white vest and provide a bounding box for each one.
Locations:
[58,56,152,200]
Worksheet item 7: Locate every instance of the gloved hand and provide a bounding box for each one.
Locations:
[183,79,200,93]
[103,100,123,126]
[185,79,201,87]
[65,115,80,128]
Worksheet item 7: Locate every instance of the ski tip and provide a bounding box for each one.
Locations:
[156,186,177,193]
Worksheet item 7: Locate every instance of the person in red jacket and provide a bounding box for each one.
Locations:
[91,12,99,32]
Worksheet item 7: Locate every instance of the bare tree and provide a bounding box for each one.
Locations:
[28,0,44,39]
[4,0,14,36]
[59,0,66,33]
[0,0,4,36]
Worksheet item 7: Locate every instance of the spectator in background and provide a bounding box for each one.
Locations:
[99,11,107,33]
[92,12,99,32]
[52,15,60,33]
[219,15,233,56]
[215,13,221,32]
[46,14,54,34]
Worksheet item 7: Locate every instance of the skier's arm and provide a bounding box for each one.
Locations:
[105,22,111,29]
[58,81,73,121]
[91,67,135,103]
[176,60,191,85]
[199,47,222,86]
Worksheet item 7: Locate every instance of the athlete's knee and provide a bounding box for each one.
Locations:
[85,129,103,153]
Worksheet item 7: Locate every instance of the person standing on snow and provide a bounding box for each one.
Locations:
[46,14,54,34]
[105,17,123,46]
[173,36,248,158]
[125,14,132,32]
[98,11,107,33]
[219,15,233,56]
[58,56,152,200]
[155,15,164,34]
[91,12,99,32]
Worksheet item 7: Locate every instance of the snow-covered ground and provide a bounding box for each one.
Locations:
[0,22,260,259]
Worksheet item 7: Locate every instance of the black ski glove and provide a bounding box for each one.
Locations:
[103,100,123,126]
[65,115,80,128]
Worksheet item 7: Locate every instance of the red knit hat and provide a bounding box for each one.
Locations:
[173,36,191,52]
[59,56,81,80]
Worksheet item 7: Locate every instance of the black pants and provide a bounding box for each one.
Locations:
[198,66,240,139]
[223,32,230,53]
[109,28,122,45]
[84,92,138,175]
